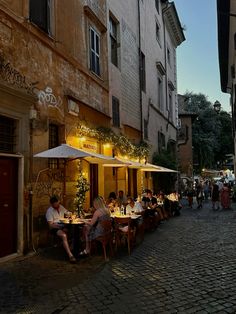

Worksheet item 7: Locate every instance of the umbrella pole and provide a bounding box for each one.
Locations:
[63,159,67,205]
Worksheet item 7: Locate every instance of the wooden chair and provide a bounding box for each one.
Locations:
[114,216,134,255]
[93,219,113,261]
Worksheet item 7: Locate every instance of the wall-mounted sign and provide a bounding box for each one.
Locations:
[68,99,80,116]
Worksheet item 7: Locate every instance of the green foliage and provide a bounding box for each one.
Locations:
[77,125,150,159]
[74,172,90,216]
[183,92,233,172]
[152,149,177,169]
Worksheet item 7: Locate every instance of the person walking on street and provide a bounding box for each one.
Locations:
[211,181,220,210]
[220,183,231,209]
[196,181,203,209]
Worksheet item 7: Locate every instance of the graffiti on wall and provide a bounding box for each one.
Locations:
[0,53,38,95]
[34,169,64,199]
[36,86,64,116]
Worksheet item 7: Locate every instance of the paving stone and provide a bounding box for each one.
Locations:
[2,200,236,313]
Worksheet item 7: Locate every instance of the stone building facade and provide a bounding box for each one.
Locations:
[108,0,185,190]
[217,0,236,172]
[0,0,184,259]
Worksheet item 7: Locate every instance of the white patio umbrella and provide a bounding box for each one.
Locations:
[33,143,92,159]
[33,144,129,200]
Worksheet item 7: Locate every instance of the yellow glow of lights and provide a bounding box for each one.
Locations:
[80,137,86,142]
[103,143,111,148]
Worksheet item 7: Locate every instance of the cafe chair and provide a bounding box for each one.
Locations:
[93,219,113,261]
[114,216,134,255]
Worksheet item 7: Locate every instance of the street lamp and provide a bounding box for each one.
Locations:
[213,100,221,114]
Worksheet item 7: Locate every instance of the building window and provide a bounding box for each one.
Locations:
[49,123,59,169]
[109,16,119,67]
[155,0,159,13]
[90,27,101,76]
[140,52,146,92]
[144,119,148,140]
[167,47,171,65]
[157,76,163,110]
[0,115,16,153]
[168,90,173,122]
[156,22,160,42]
[29,0,52,34]
[112,96,120,127]
[158,131,165,153]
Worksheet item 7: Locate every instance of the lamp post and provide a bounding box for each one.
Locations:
[213,100,221,114]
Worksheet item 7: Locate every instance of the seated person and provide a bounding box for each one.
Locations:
[145,190,158,214]
[45,196,76,263]
[156,191,167,220]
[106,197,117,212]
[167,191,182,216]
[108,191,117,200]
[117,190,128,207]
[80,196,111,256]
[126,197,144,215]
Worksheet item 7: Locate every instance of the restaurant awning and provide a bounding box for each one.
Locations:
[115,158,177,172]
[141,163,178,173]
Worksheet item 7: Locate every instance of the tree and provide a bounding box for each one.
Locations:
[183,92,233,173]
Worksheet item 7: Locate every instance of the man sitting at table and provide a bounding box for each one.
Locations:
[144,190,163,226]
[126,197,144,215]
[45,196,76,263]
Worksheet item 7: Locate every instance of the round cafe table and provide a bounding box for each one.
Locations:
[59,219,85,256]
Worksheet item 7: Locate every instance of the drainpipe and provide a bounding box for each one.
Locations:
[138,0,143,141]
[162,2,170,132]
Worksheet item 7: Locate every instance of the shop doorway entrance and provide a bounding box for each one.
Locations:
[0,157,18,257]
[128,168,137,199]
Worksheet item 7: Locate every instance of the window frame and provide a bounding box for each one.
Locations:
[89,26,101,76]
[112,96,120,128]
[155,21,161,44]
[155,0,160,14]
[157,74,163,111]
[29,0,53,35]
[140,51,146,92]
[109,15,119,67]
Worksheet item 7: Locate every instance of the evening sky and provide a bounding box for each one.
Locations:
[174,0,230,111]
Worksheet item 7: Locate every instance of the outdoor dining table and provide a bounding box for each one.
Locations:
[59,218,86,256]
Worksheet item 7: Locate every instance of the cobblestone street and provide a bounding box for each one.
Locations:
[2,200,236,313]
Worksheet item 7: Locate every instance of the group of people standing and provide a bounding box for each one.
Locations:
[187,179,231,210]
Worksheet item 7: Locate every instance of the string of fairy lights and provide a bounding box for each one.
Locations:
[77,125,150,159]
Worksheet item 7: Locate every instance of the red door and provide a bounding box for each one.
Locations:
[0,157,18,257]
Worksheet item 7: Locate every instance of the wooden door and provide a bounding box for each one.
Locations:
[0,157,18,257]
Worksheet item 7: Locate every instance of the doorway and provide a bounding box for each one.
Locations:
[0,157,18,257]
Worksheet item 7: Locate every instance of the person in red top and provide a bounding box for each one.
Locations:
[220,183,231,209]
[46,196,76,263]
